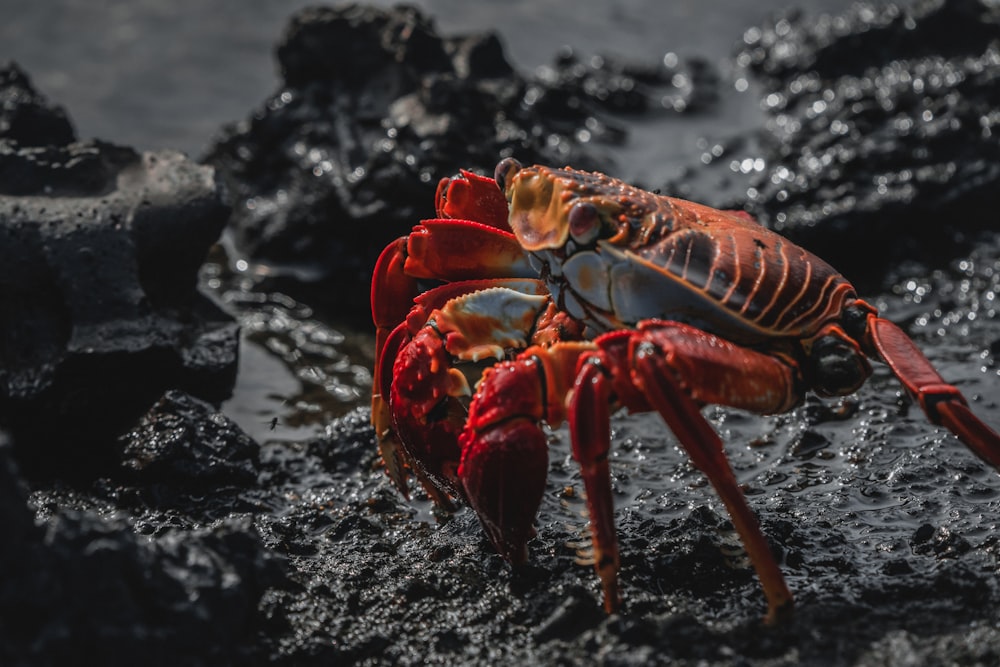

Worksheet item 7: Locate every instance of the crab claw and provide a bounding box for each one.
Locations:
[457,358,550,563]
[436,168,512,231]
[390,324,473,496]
[458,418,548,563]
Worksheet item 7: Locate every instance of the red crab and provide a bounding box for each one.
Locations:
[371,158,1000,621]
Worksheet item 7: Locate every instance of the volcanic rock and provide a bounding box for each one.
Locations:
[0,62,237,462]
[734,0,1000,273]
[204,4,626,313]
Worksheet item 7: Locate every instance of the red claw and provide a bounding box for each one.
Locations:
[458,358,552,563]
[436,169,512,231]
[385,279,555,504]
[458,418,548,563]
[389,326,468,497]
[369,166,535,503]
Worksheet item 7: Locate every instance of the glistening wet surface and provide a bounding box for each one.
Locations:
[3,1,1000,664]
[195,183,1000,663]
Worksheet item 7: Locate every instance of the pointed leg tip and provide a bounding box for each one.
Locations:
[602,588,623,615]
[936,400,1000,471]
[763,597,795,625]
[504,542,530,566]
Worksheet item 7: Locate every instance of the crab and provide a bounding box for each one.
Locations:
[370,158,1000,621]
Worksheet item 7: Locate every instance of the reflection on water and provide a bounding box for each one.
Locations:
[201,253,373,443]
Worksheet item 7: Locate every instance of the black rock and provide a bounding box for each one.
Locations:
[0,63,238,461]
[22,517,278,660]
[0,434,285,667]
[119,390,260,502]
[733,0,1000,276]
[0,61,75,147]
[204,4,619,314]
[539,47,719,115]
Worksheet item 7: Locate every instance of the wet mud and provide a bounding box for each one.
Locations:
[2,2,1000,665]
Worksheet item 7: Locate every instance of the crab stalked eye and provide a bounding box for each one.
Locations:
[568,201,600,244]
[494,157,523,195]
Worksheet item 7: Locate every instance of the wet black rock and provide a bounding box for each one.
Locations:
[305,401,381,474]
[0,433,283,667]
[0,433,36,569]
[0,63,238,461]
[733,0,1000,274]
[119,390,260,504]
[204,4,623,314]
[539,47,719,115]
[0,61,75,147]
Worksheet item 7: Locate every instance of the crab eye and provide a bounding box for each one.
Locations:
[494,157,523,194]
[568,202,600,244]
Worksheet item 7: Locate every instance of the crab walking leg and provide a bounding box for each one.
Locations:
[568,357,622,613]
[865,315,1000,469]
[373,321,413,494]
[626,321,799,623]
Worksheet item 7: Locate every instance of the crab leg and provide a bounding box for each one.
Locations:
[631,355,792,623]
[373,321,413,493]
[568,356,622,613]
[575,321,800,622]
[865,315,1000,468]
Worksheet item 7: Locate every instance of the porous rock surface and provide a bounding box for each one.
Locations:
[0,396,282,666]
[0,62,238,457]
[734,0,1000,273]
